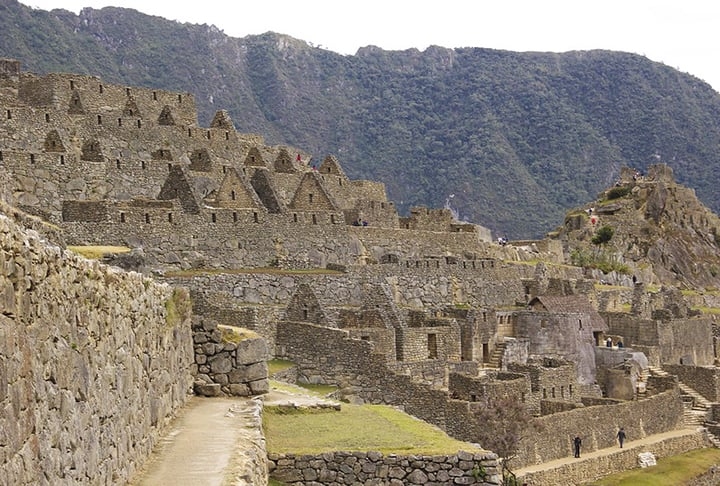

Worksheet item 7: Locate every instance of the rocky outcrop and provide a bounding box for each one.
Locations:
[555,164,720,289]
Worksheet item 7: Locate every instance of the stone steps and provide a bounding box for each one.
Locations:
[647,366,720,447]
[487,341,507,369]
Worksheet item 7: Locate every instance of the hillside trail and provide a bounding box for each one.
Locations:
[128,387,337,486]
[515,426,703,484]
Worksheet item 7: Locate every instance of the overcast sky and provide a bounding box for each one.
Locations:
[21,0,720,92]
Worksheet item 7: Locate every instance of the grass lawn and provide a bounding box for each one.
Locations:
[268,359,295,376]
[264,401,481,456]
[586,447,720,485]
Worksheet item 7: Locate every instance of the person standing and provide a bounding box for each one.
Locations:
[617,427,626,448]
[573,435,582,458]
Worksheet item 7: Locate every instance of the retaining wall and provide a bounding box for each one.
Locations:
[0,208,194,485]
[268,450,502,485]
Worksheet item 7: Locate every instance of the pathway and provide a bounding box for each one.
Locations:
[516,426,709,485]
[129,396,266,486]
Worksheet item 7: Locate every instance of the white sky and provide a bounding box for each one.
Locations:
[20,1,720,92]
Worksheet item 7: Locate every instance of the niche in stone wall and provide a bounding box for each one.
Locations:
[44,130,65,152]
[158,105,175,126]
[428,333,438,359]
[151,149,173,161]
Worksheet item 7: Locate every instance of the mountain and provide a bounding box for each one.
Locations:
[3,0,720,239]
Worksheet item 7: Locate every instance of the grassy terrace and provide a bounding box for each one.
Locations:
[264,381,481,457]
[586,447,720,485]
[265,404,478,455]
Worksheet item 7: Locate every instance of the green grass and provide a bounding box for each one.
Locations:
[297,383,338,396]
[264,402,481,455]
[268,359,295,376]
[586,447,720,485]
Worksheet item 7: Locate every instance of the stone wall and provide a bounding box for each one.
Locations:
[664,364,720,402]
[268,450,502,485]
[448,371,530,406]
[604,313,714,366]
[275,321,451,430]
[191,317,269,397]
[0,209,194,485]
[511,388,685,469]
[518,431,708,486]
[514,310,597,386]
[166,264,535,327]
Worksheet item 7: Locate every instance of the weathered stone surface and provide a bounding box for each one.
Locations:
[236,337,268,365]
[0,208,193,486]
[192,318,269,396]
[268,451,500,485]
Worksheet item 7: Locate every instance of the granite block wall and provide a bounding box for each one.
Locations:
[268,450,502,485]
[0,209,194,485]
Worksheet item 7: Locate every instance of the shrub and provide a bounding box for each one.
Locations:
[592,225,614,245]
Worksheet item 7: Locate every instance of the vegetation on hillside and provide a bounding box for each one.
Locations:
[5,1,720,238]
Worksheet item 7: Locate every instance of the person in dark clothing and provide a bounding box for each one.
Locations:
[573,436,582,458]
[617,428,626,448]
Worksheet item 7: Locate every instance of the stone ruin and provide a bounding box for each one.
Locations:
[2,59,720,484]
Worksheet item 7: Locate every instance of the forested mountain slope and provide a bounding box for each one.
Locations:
[3,0,720,238]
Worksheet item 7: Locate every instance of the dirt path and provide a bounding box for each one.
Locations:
[129,396,266,486]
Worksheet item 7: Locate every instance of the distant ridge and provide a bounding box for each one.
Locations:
[4,0,720,238]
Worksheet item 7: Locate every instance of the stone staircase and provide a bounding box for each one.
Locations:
[487,341,507,369]
[646,366,720,447]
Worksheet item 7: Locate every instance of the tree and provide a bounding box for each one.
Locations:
[474,396,538,485]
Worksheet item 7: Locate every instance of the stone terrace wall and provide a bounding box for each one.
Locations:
[167,263,533,322]
[275,321,451,431]
[663,364,720,402]
[0,211,194,485]
[511,388,685,469]
[191,317,269,397]
[518,431,708,486]
[268,450,502,485]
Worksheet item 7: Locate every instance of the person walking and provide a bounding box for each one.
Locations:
[573,435,582,458]
[617,427,626,448]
